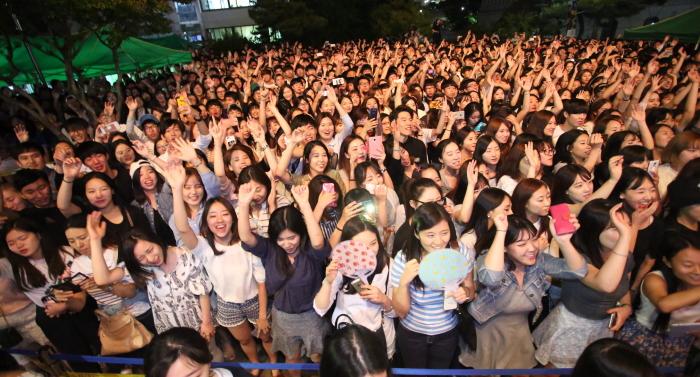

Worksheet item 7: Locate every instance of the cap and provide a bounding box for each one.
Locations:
[129,159,152,179]
[139,114,159,127]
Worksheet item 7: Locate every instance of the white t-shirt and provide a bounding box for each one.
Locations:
[496,175,518,196]
[192,236,265,303]
[70,248,150,317]
[24,248,74,308]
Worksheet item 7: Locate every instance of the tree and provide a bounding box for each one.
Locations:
[0,0,179,134]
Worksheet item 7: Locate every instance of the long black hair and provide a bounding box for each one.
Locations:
[120,229,171,288]
[571,338,660,377]
[131,165,165,205]
[648,230,700,332]
[571,199,616,269]
[475,215,537,271]
[200,197,240,256]
[463,187,510,244]
[269,205,310,279]
[404,202,458,289]
[339,218,388,294]
[3,218,71,291]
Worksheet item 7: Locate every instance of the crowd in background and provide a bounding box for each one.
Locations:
[0,30,699,376]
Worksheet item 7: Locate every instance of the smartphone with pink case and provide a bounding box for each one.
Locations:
[368,136,383,158]
[549,203,576,235]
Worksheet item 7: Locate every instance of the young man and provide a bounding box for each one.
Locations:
[63,117,92,145]
[12,169,67,232]
[553,99,588,146]
[12,142,59,194]
[75,141,134,203]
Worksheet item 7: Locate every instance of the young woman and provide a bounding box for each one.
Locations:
[308,175,345,241]
[57,158,152,246]
[238,185,331,374]
[314,217,396,358]
[112,139,138,170]
[3,218,101,371]
[496,142,542,195]
[390,203,474,371]
[552,156,623,215]
[657,131,700,199]
[571,338,660,377]
[553,129,602,173]
[473,135,501,186]
[533,200,635,367]
[66,214,154,332]
[512,178,552,253]
[460,187,513,255]
[276,139,346,194]
[524,110,557,142]
[436,139,463,195]
[459,214,588,369]
[337,135,368,191]
[130,161,177,247]
[167,168,208,246]
[611,167,663,295]
[168,165,277,376]
[88,212,216,347]
[616,230,700,367]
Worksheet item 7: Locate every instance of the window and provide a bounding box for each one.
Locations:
[200,0,254,11]
[207,26,280,42]
[175,2,198,23]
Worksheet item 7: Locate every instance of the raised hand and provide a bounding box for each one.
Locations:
[290,185,310,206]
[62,157,83,180]
[13,123,29,143]
[492,211,508,232]
[238,182,255,206]
[324,259,339,285]
[589,133,604,149]
[163,162,187,188]
[209,120,225,146]
[86,211,107,241]
[125,96,138,112]
[608,155,624,181]
[171,138,198,163]
[132,140,154,160]
[610,202,631,237]
[548,213,580,243]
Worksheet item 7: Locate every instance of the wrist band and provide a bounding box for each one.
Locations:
[610,250,628,257]
[63,178,74,183]
[496,229,507,233]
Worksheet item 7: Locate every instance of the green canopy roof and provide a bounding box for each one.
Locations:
[623,6,700,44]
[1,33,192,85]
[142,34,192,50]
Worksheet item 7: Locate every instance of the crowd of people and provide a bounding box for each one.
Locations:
[0,29,699,376]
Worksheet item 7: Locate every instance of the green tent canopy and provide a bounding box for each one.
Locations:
[1,33,192,85]
[623,6,700,44]
[142,34,192,50]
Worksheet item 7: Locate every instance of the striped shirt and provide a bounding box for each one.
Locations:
[390,245,474,335]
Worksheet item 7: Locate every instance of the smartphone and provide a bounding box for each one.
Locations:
[549,203,577,235]
[98,121,119,137]
[647,160,659,175]
[452,111,465,120]
[225,135,237,150]
[368,136,383,158]
[322,183,336,207]
[50,280,82,293]
[608,312,617,329]
[429,99,442,110]
[332,78,345,86]
[368,108,378,119]
[351,278,363,292]
[474,121,487,133]
[316,52,324,58]
[176,94,189,109]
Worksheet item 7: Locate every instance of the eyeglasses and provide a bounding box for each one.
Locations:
[539,148,554,155]
[417,197,447,206]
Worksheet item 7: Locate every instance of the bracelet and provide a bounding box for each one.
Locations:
[380,167,387,173]
[260,144,269,151]
[63,178,74,183]
[610,250,628,257]
[496,229,507,233]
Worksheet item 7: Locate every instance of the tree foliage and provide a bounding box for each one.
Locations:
[250,0,431,45]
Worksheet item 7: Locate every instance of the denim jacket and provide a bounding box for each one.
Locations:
[468,253,587,324]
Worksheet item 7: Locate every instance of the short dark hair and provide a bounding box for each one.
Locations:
[290,113,315,130]
[390,105,414,121]
[320,325,390,377]
[75,141,109,161]
[12,169,48,191]
[12,142,43,160]
[563,99,589,115]
[63,117,89,132]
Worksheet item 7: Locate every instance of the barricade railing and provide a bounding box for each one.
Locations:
[5,349,685,376]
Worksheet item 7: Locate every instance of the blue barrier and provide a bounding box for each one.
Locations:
[5,349,685,376]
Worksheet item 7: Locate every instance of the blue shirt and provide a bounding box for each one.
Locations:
[243,235,330,314]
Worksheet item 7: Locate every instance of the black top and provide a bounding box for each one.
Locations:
[631,216,665,279]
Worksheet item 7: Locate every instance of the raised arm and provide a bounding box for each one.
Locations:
[581,203,633,293]
[483,212,508,272]
[87,211,125,285]
[291,185,325,250]
[56,157,83,217]
[237,183,259,247]
[165,163,199,250]
[273,128,305,184]
[456,160,478,223]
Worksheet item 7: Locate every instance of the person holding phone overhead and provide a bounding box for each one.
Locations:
[533,200,635,368]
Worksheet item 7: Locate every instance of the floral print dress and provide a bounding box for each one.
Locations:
[146,248,212,334]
